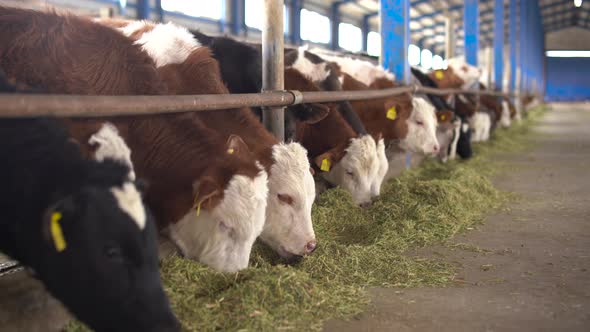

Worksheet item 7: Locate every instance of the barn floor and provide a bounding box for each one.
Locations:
[324,103,590,332]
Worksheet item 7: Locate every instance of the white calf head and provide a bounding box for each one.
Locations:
[371,138,389,197]
[260,143,317,259]
[447,58,482,89]
[399,98,440,155]
[317,135,380,206]
[169,170,268,273]
[500,100,512,128]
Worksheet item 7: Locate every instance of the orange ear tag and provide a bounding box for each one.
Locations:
[435,71,444,79]
[320,158,331,172]
[386,107,397,121]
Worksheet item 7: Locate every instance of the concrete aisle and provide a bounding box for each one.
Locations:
[324,103,590,332]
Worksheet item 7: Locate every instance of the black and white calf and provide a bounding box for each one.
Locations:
[0,75,179,332]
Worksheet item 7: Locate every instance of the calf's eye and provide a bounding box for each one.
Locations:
[277,193,294,205]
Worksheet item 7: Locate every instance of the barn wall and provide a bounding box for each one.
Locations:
[545,57,590,102]
[545,27,590,51]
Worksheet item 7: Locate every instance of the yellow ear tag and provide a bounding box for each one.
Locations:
[320,158,331,172]
[435,71,444,79]
[227,148,234,155]
[440,114,446,122]
[50,212,66,252]
[196,201,201,217]
[386,107,397,121]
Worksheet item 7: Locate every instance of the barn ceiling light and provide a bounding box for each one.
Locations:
[546,50,590,57]
[574,0,583,8]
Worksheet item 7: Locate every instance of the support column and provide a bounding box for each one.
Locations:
[509,0,517,92]
[445,14,455,59]
[136,0,150,19]
[520,0,527,94]
[464,0,480,66]
[330,2,342,51]
[361,14,371,53]
[230,0,245,36]
[380,0,410,84]
[493,0,504,91]
[262,0,285,141]
[289,0,302,45]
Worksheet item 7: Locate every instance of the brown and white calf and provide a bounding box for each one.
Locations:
[0,7,268,272]
[108,20,317,259]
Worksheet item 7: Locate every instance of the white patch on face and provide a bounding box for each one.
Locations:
[500,100,512,128]
[288,48,330,83]
[310,51,395,86]
[119,21,202,67]
[371,138,389,197]
[260,142,317,258]
[447,58,482,89]
[89,123,135,181]
[400,98,440,155]
[321,135,380,206]
[168,170,268,272]
[111,182,146,230]
[469,112,492,142]
[436,119,461,162]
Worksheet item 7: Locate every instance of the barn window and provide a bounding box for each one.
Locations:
[300,9,330,44]
[161,0,223,20]
[432,55,444,70]
[245,0,289,33]
[420,49,433,70]
[408,44,421,66]
[338,23,362,52]
[367,31,381,57]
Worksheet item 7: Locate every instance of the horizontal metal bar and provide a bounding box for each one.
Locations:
[0,86,517,118]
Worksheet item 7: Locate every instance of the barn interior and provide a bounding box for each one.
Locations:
[0,1,589,331]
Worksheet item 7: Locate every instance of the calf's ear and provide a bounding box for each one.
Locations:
[226,135,252,157]
[313,145,347,172]
[192,177,223,214]
[291,103,330,124]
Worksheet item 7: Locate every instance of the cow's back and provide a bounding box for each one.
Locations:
[0,7,165,95]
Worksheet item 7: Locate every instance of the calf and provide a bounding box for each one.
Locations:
[429,58,482,89]
[0,7,268,272]
[190,32,385,204]
[0,74,178,331]
[111,20,317,259]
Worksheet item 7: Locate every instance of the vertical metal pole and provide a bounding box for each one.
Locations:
[331,2,342,51]
[445,14,455,59]
[290,0,302,45]
[230,0,244,36]
[262,0,285,141]
[380,0,410,84]
[486,46,493,87]
[136,0,150,19]
[519,0,526,94]
[509,0,517,92]
[493,0,504,91]
[464,0,479,66]
[361,15,370,53]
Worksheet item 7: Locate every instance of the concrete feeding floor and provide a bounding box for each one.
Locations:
[324,103,590,332]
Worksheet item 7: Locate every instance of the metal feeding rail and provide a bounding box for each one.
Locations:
[0,84,518,278]
[0,85,515,118]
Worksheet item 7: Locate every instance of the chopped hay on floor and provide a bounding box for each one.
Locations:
[64,107,546,331]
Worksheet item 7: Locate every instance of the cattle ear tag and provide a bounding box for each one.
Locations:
[386,107,397,121]
[227,148,234,155]
[435,71,444,79]
[50,212,67,252]
[193,195,202,217]
[440,114,447,122]
[320,158,331,172]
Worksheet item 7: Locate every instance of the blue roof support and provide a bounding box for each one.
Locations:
[380,0,410,84]
[464,0,479,66]
[330,2,342,50]
[136,0,149,19]
[520,0,527,93]
[361,14,371,52]
[509,0,517,92]
[493,0,504,91]
[154,0,163,22]
[289,0,302,45]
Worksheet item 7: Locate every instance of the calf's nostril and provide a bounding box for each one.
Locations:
[305,240,317,254]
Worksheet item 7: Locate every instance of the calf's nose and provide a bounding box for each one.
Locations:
[432,144,440,154]
[305,240,317,254]
[360,201,372,208]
